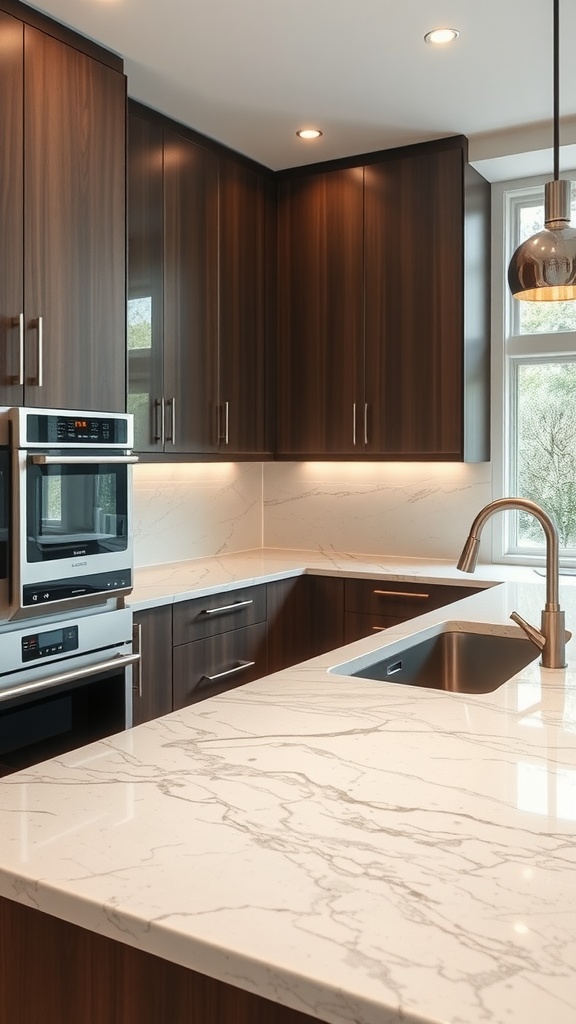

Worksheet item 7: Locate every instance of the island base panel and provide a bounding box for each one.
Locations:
[0,895,320,1024]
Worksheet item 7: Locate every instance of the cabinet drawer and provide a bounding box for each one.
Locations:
[173,585,266,644]
[344,579,482,619]
[172,622,267,708]
[344,611,406,644]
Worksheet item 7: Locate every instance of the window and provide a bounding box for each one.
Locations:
[493,174,576,564]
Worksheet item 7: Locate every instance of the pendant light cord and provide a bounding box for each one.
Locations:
[554,0,559,180]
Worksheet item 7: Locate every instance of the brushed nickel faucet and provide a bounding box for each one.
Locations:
[457,497,572,669]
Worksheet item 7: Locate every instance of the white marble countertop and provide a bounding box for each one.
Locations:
[128,546,546,610]
[2,554,576,1024]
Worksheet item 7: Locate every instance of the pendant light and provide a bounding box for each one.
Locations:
[508,0,576,301]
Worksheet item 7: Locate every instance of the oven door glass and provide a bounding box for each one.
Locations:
[26,460,128,563]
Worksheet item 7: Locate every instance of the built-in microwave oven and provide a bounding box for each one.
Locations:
[10,407,137,615]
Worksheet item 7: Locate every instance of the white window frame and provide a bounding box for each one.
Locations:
[491,170,576,566]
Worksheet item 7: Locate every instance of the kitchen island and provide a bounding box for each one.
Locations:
[1,566,576,1024]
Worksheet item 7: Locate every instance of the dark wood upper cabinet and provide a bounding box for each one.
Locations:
[127,113,165,451]
[128,114,219,454]
[0,10,24,408]
[218,157,272,455]
[127,102,272,458]
[0,12,126,412]
[277,137,490,461]
[364,145,489,460]
[163,129,219,454]
[277,168,365,456]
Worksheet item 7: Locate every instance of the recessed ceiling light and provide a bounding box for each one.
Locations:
[424,27,459,45]
[296,129,323,140]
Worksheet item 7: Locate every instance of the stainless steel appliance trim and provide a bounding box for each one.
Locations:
[30,454,139,465]
[0,650,140,705]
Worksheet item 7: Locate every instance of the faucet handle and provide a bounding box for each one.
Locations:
[510,611,546,651]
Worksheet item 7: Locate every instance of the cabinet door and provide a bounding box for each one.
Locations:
[218,158,271,455]
[0,11,24,406]
[364,148,463,457]
[23,27,126,412]
[163,130,219,453]
[266,576,344,674]
[127,112,165,452]
[277,169,364,456]
[132,606,173,726]
[173,622,267,708]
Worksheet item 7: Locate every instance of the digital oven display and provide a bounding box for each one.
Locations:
[22,625,79,662]
[26,414,128,446]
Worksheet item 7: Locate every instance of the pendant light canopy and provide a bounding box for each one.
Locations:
[508,0,576,301]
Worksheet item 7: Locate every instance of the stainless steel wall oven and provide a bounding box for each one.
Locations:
[11,407,137,614]
[0,606,137,777]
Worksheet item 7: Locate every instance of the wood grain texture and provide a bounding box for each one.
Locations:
[173,584,267,644]
[277,168,364,456]
[23,25,126,412]
[163,129,219,453]
[266,576,344,674]
[218,156,271,455]
[127,110,165,451]
[0,9,24,405]
[172,621,267,707]
[0,895,319,1024]
[364,146,464,457]
[132,606,173,726]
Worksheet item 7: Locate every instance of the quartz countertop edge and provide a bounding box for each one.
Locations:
[1,553,576,1024]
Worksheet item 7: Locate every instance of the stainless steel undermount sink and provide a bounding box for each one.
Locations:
[330,621,540,695]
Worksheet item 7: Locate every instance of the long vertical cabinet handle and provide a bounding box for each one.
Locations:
[223,401,229,445]
[166,397,176,445]
[31,316,43,386]
[352,403,357,446]
[12,314,24,385]
[132,621,142,699]
[218,402,230,445]
[153,398,165,445]
[364,402,369,445]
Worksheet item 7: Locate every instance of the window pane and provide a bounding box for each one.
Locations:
[515,360,576,549]
[515,187,576,336]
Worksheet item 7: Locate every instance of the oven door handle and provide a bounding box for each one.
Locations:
[30,455,139,465]
[0,651,141,705]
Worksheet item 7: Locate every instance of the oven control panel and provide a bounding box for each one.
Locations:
[22,625,79,663]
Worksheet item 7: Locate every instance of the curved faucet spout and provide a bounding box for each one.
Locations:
[457,497,570,669]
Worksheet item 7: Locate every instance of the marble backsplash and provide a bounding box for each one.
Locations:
[132,462,263,567]
[262,461,493,560]
[133,460,493,567]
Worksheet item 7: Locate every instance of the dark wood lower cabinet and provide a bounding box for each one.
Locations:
[173,621,267,708]
[132,606,173,726]
[0,896,318,1024]
[266,576,344,674]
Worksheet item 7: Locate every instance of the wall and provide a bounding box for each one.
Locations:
[133,460,492,567]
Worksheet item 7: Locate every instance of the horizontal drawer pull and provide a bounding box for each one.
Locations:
[202,599,254,616]
[372,589,430,600]
[372,625,388,631]
[201,660,255,683]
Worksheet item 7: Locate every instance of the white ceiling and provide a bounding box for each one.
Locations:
[26,0,576,173]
